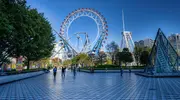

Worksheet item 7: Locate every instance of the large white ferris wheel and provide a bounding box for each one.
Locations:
[53,8,108,59]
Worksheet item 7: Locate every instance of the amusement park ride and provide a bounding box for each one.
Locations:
[51,8,180,75]
[120,10,136,65]
[52,8,108,61]
[120,10,135,53]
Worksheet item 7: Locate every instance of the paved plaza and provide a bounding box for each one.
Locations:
[0,70,180,100]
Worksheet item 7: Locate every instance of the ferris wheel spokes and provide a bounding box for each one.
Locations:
[73,32,91,53]
[59,8,108,58]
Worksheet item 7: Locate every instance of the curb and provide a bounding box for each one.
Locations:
[135,72,180,78]
[0,71,46,85]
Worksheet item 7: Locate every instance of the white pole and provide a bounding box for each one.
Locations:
[122,10,125,32]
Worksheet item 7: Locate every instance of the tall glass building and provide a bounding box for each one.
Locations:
[168,33,180,55]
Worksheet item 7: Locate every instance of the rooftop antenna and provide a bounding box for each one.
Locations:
[122,9,125,32]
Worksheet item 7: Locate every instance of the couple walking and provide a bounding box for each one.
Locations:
[53,66,66,77]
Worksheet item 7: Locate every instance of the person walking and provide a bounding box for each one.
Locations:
[73,66,76,76]
[61,67,66,77]
[53,66,57,77]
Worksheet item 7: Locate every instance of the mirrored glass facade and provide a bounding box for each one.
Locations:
[145,29,179,74]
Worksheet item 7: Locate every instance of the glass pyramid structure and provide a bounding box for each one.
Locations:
[145,28,180,74]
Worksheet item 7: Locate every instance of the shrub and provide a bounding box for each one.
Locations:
[96,64,119,68]
[5,68,47,75]
[80,64,145,70]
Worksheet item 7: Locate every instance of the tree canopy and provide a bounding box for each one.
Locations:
[98,51,106,65]
[116,48,133,72]
[119,48,133,67]
[0,0,55,69]
[140,51,149,66]
[134,46,143,66]
[105,41,119,64]
[71,53,92,67]
[63,59,72,67]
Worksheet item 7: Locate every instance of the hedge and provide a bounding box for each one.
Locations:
[5,68,47,75]
[80,64,145,70]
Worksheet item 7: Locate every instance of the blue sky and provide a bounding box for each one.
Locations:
[26,0,180,48]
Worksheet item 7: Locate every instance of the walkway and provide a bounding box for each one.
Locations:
[0,70,180,100]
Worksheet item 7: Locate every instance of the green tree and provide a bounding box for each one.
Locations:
[106,41,119,64]
[39,58,50,68]
[0,0,25,66]
[134,46,143,66]
[140,51,149,66]
[72,53,92,68]
[121,48,133,72]
[22,8,55,69]
[0,0,55,69]
[115,52,123,69]
[6,0,29,58]
[83,56,92,67]
[63,60,72,68]
[72,56,78,65]
[0,12,12,66]
[98,51,106,65]
[77,53,89,67]
[106,58,112,64]
[143,46,151,53]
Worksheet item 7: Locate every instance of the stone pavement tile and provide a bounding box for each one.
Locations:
[0,70,179,99]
